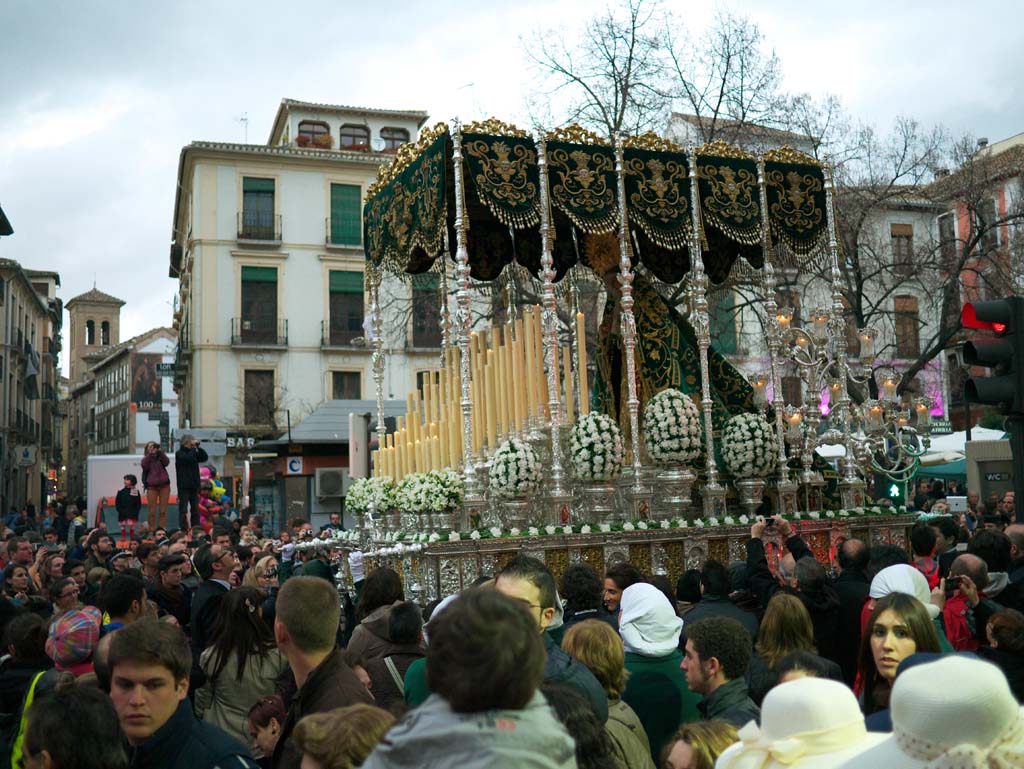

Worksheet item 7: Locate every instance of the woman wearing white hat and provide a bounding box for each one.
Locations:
[840,656,1024,769]
[713,677,886,769]
[863,564,954,651]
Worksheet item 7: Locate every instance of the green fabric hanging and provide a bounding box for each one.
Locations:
[329,270,364,294]
[243,177,275,193]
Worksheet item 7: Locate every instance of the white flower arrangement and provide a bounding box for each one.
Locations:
[724,516,736,525]
[569,412,624,481]
[643,388,702,465]
[721,412,779,478]
[660,520,671,529]
[392,470,463,514]
[695,519,705,528]
[528,527,540,537]
[510,527,522,537]
[489,527,502,538]
[637,521,648,530]
[708,516,720,527]
[449,531,461,542]
[623,522,635,531]
[545,525,557,535]
[489,438,544,498]
[580,524,592,534]
[470,531,481,540]
[599,523,611,533]
[809,511,821,520]
[739,515,750,524]
[345,477,396,514]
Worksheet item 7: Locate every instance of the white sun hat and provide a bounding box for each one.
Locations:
[715,677,886,769]
[838,656,1024,769]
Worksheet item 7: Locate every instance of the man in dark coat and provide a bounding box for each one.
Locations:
[683,616,760,728]
[188,543,235,688]
[832,538,871,685]
[272,577,374,769]
[680,559,759,644]
[174,434,208,531]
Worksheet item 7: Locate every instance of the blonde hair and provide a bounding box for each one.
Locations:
[756,592,816,669]
[663,720,739,769]
[243,555,277,589]
[293,704,395,769]
[562,619,629,699]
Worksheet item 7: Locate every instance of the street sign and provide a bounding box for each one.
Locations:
[929,419,953,435]
[286,457,303,475]
[156,363,175,376]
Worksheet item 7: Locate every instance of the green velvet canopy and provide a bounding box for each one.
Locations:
[362,120,830,285]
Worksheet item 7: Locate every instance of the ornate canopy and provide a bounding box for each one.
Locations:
[362,119,829,285]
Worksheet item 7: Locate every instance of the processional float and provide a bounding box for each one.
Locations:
[333,119,925,601]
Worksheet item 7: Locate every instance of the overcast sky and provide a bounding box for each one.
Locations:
[2,0,1021,375]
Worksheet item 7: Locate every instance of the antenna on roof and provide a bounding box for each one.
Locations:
[238,112,249,143]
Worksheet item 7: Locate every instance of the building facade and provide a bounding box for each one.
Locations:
[0,259,63,513]
[169,98,443,519]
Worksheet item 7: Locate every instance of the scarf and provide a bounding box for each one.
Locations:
[618,583,682,656]
[869,565,940,619]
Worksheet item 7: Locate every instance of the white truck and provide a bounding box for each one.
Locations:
[86,454,179,529]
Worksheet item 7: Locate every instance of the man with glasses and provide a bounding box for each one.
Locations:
[149,553,193,629]
[495,555,608,722]
[189,543,237,687]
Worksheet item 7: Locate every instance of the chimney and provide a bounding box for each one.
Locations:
[977,137,989,149]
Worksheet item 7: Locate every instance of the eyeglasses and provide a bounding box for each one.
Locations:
[59,588,80,600]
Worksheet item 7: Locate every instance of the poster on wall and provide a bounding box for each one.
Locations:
[131,353,163,409]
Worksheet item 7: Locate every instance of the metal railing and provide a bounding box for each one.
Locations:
[237,211,282,242]
[324,218,362,248]
[231,317,288,346]
[321,320,365,347]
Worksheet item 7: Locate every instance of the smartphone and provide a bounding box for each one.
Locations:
[945,575,963,597]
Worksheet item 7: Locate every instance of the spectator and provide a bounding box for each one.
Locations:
[542,683,619,769]
[561,564,618,633]
[968,528,1021,610]
[271,577,373,769]
[495,556,609,722]
[175,434,209,531]
[832,537,870,685]
[191,543,237,666]
[3,563,47,615]
[746,593,837,706]
[6,537,35,570]
[681,617,759,728]
[858,593,941,715]
[37,552,67,597]
[347,567,405,662]
[99,574,149,632]
[362,588,576,769]
[942,553,1000,652]
[83,531,115,573]
[116,474,143,542]
[247,695,288,769]
[866,543,909,581]
[617,583,697,762]
[342,649,373,697]
[293,704,395,769]
[362,601,426,714]
[109,620,257,769]
[774,649,845,685]
[910,523,940,589]
[196,587,288,745]
[136,542,162,589]
[928,516,963,577]
[844,656,1024,769]
[979,608,1024,702]
[675,569,702,617]
[318,512,343,535]
[680,560,758,644]
[661,720,737,769]
[242,554,279,625]
[0,614,51,731]
[20,684,128,769]
[141,441,172,531]
[562,619,655,769]
[716,678,886,769]
[149,554,192,628]
[49,576,81,616]
[604,563,644,614]
[865,564,951,650]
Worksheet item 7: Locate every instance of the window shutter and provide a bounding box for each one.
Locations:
[330,184,362,245]
[243,177,275,194]
[890,224,913,237]
[241,266,277,283]
[329,270,364,294]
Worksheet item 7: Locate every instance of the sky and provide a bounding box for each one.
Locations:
[1,0,1022,375]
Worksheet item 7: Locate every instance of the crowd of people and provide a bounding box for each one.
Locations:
[1,483,1022,768]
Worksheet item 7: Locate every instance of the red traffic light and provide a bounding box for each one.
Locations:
[962,302,1008,333]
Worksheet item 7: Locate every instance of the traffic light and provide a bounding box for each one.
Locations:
[961,297,1024,414]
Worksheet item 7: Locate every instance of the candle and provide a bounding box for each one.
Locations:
[914,397,931,426]
[505,331,516,431]
[562,346,575,424]
[534,305,547,419]
[472,374,482,454]
[881,376,899,402]
[449,412,460,467]
[576,312,589,415]
[857,328,876,361]
[512,320,526,431]
[495,339,508,437]
[864,400,884,433]
[485,353,498,450]
[422,374,433,426]
[812,309,829,337]
[751,373,769,406]
[523,309,537,418]
[776,308,793,331]
[430,429,441,470]
[794,333,809,349]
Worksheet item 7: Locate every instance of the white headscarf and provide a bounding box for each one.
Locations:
[618,583,682,657]
[869,564,939,619]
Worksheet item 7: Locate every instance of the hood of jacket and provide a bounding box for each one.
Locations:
[619,583,682,657]
[360,602,399,642]
[361,691,576,769]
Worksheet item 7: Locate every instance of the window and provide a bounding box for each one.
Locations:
[244,370,275,425]
[332,371,361,400]
[340,124,370,151]
[709,290,737,355]
[241,177,276,240]
[100,320,110,346]
[781,376,803,407]
[894,295,920,358]
[891,224,914,276]
[329,184,362,246]
[938,213,956,268]
[980,197,1000,253]
[241,266,278,343]
[411,275,442,348]
[297,120,329,147]
[328,270,364,345]
[85,319,95,345]
[381,127,410,152]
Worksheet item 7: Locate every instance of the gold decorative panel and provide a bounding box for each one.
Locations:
[708,537,729,565]
[629,544,652,577]
[546,548,571,583]
[580,546,605,575]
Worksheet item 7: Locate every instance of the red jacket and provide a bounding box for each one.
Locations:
[942,593,980,652]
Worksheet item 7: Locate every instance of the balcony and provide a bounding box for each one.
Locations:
[324,218,362,250]
[237,211,282,244]
[12,328,23,357]
[321,320,367,349]
[231,317,288,348]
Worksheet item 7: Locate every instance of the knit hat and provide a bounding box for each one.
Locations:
[619,582,682,657]
[716,678,886,769]
[841,656,1024,769]
[869,564,939,619]
[45,606,102,670]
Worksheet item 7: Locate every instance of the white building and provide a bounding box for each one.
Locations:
[169,99,441,520]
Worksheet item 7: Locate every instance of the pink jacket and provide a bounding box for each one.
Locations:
[141,451,171,488]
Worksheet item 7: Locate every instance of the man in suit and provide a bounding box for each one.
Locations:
[831,538,870,685]
[188,543,237,687]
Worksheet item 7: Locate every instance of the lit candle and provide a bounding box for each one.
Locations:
[751,373,769,406]
[812,309,829,337]
[857,328,876,361]
[562,346,575,424]
[534,305,547,419]
[882,375,899,402]
[511,324,524,431]
[914,397,932,427]
[576,312,589,415]
[523,309,537,418]
[776,308,793,332]
[430,431,441,471]
[794,333,809,349]
[786,407,803,440]
[485,352,498,450]
[864,400,884,433]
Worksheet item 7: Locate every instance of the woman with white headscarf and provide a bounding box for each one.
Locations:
[861,564,954,651]
[618,583,701,764]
